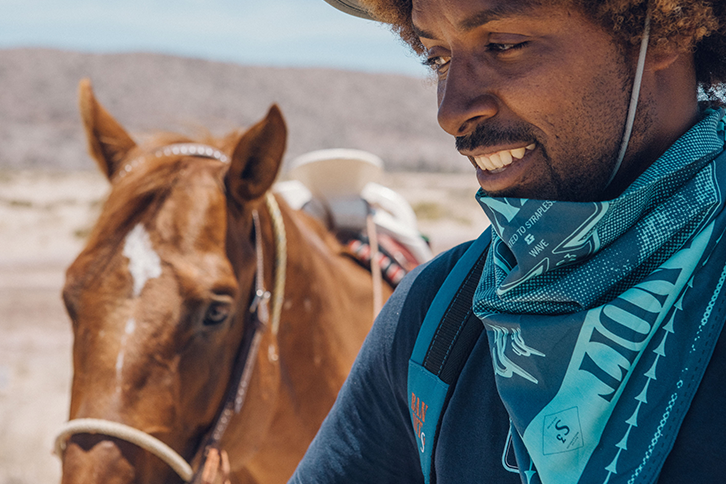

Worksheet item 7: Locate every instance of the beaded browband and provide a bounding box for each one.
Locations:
[115,143,230,182]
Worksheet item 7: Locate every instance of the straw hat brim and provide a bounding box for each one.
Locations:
[322,0,376,21]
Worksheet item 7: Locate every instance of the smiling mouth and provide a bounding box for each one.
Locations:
[470,143,537,173]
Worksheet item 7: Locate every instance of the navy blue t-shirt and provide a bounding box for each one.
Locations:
[289,242,726,483]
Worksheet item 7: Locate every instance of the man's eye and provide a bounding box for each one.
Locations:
[487,42,528,53]
[422,56,449,73]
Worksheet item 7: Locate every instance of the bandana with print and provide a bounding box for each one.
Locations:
[473,110,726,484]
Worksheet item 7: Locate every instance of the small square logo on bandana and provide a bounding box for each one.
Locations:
[542,407,584,455]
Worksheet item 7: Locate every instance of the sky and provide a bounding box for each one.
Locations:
[1,0,429,77]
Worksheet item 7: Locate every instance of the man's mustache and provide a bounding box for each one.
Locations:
[455,124,538,152]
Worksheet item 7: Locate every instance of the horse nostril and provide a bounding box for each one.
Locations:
[62,435,137,484]
[70,433,111,452]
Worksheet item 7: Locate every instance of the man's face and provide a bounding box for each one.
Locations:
[412,0,636,201]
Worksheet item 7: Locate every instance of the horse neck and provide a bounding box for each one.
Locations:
[219,196,383,481]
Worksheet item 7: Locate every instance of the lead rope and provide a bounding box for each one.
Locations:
[266,193,287,337]
[54,192,287,484]
[366,211,383,318]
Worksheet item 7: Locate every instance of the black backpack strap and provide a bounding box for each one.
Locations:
[408,229,491,483]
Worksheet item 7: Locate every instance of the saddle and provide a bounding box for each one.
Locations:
[275,148,432,286]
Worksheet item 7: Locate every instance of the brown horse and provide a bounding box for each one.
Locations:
[57,79,393,484]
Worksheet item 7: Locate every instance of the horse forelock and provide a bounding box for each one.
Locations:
[92,129,234,241]
[70,142,231,298]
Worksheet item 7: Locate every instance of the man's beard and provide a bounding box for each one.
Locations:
[456,122,620,202]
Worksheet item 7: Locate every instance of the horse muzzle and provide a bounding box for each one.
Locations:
[56,419,190,484]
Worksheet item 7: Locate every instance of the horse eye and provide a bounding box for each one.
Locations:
[203,301,231,326]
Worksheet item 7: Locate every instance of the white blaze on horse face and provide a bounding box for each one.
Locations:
[117,224,159,392]
[115,318,137,393]
[123,223,162,297]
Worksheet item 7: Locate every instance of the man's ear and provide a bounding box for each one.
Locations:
[78,78,137,180]
[225,105,287,204]
[646,46,682,72]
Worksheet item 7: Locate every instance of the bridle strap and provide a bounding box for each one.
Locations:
[114,143,229,183]
[248,210,271,326]
[191,192,286,482]
[54,192,288,483]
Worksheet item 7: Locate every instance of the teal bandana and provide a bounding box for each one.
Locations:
[473,109,726,484]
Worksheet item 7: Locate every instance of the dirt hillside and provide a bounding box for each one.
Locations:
[0,48,468,173]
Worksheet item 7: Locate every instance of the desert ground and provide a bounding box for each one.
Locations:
[0,168,488,484]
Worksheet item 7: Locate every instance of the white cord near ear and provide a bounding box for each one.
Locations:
[606,11,652,188]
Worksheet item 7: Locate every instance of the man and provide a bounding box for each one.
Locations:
[290,1,726,482]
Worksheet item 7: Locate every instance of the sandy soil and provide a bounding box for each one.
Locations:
[0,169,488,484]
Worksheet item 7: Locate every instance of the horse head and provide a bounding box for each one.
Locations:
[60,79,291,483]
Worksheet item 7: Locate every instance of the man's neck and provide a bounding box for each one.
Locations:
[602,51,700,200]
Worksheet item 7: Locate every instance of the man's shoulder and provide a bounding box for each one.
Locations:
[359,234,489,395]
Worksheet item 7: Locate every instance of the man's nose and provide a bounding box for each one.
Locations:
[436,60,499,138]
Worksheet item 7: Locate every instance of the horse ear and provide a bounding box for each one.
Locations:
[226,104,287,203]
[78,78,137,180]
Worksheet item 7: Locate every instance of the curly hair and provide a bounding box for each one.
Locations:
[358,0,726,100]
